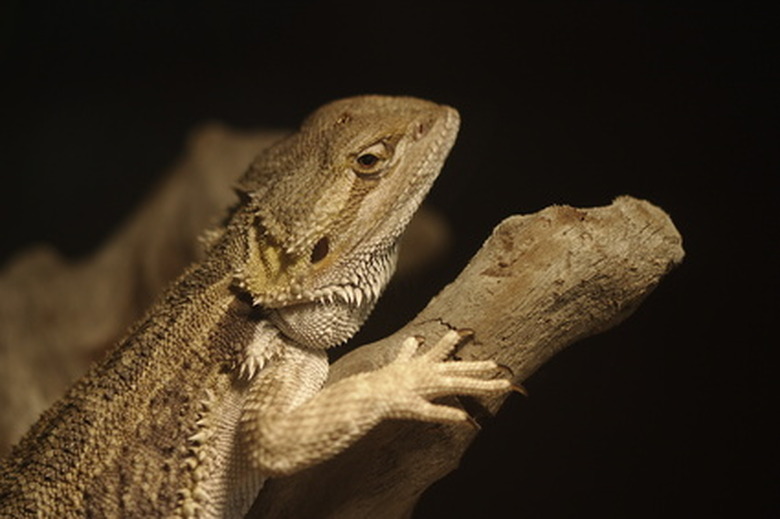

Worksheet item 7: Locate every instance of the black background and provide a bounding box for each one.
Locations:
[1,2,774,517]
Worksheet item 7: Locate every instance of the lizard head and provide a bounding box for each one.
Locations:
[232,95,459,348]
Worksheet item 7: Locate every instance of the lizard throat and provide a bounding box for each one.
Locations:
[266,247,398,349]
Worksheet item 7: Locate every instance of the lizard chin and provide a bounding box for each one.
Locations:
[259,240,399,348]
[261,243,399,349]
[269,289,377,349]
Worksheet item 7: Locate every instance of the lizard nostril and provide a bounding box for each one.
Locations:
[336,112,352,125]
[413,121,430,140]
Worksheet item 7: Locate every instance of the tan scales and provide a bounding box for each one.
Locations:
[0,96,511,518]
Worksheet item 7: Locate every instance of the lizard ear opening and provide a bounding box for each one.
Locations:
[310,236,329,264]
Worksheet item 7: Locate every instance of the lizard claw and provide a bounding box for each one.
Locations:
[511,384,529,397]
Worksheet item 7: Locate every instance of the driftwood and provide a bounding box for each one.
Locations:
[252,196,684,518]
[0,122,683,517]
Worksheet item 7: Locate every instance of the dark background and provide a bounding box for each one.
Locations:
[1,1,774,517]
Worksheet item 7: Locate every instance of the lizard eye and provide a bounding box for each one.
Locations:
[353,142,391,176]
[357,153,379,167]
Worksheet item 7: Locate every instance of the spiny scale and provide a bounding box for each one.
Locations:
[0,96,514,519]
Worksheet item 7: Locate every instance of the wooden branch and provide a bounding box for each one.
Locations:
[251,196,684,518]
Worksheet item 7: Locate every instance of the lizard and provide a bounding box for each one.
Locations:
[0,95,511,518]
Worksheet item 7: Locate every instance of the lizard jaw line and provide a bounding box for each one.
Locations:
[250,253,393,310]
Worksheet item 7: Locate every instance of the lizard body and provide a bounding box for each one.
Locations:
[0,96,510,518]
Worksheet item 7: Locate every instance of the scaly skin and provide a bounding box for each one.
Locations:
[0,96,510,518]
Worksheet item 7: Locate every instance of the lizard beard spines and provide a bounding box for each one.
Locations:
[176,389,219,518]
[234,218,397,306]
[265,248,397,349]
[237,322,286,380]
[233,223,312,307]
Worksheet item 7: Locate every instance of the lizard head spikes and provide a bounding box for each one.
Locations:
[230,95,460,348]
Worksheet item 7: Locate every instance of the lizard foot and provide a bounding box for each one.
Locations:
[372,329,512,423]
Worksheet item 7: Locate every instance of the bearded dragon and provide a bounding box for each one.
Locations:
[0,95,511,518]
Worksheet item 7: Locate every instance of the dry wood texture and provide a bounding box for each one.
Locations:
[252,196,683,518]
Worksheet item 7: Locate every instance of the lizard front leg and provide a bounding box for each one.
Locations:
[239,330,511,477]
